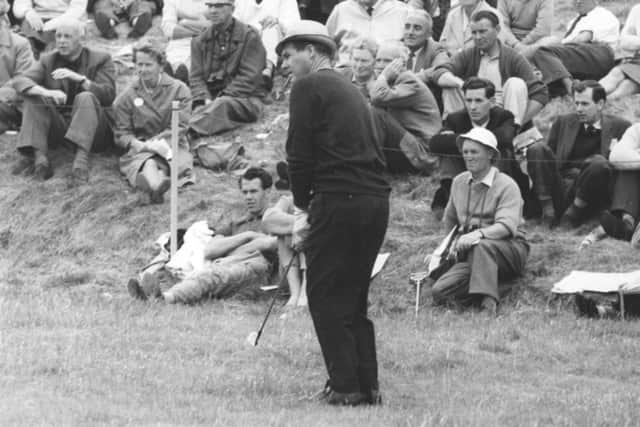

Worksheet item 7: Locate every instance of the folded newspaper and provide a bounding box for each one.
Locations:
[551,270,640,294]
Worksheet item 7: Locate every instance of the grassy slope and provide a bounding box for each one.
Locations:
[2,1,640,425]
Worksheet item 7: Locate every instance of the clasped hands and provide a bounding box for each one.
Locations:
[130,138,172,159]
[40,68,87,105]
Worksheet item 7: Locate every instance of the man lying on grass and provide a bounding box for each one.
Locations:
[128,167,282,303]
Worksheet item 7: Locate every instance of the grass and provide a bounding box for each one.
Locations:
[2,1,640,425]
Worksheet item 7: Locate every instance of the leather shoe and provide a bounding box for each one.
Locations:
[480,296,498,316]
[326,390,368,406]
[72,167,89,183]
[33,162,53,181]
[600,211,634,241]
[127,278,147,300]
[562,204,588,228]
[12,156,35,175]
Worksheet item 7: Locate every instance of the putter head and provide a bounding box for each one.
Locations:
[246,331,260,346]
[409,271,428,286]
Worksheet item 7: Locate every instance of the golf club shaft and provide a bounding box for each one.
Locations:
[254,251,299,345]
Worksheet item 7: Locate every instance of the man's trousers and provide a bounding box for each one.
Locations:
[531,42,615,85]
[431,238,529,306]
[305,192,389,395]
[189,96,263,137]
[526,142,612,216]
[17,92,112,156]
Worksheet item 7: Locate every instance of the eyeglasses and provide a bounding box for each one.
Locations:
[205,2,232,8]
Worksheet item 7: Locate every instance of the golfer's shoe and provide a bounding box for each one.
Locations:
[127,278,147,301]
[326,391,368,406]
[311,380,332,403]
[366,389,382,406]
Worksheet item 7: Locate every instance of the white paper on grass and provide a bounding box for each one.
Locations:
[371,253,390,279]
[551,270,640,294]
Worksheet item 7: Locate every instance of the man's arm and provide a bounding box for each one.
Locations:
[519,0,553,45]
[189,36,212,101]
[262,197,295,236]
[369,71,421,109]
[433,50,466,88]
[546,117,561,154]
[43,0,88,31]
[203,231,262,260]
[566,30,593,44]
[12,58,47,94]
[220,29,267,98]
[497,0,519,48]
[85,54,117,106]
[509,49,548,109]
[286,78,316,210]
[229,235,278,256]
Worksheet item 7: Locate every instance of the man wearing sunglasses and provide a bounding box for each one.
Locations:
[188,0,269,160]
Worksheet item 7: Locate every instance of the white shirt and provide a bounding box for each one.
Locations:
[233,0,300,35]
[326,0,409,47]
[468,166,498,188]
[161,0,208,38]
[562,6,619,48]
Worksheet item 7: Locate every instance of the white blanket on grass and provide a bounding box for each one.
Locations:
[551,270,640,294]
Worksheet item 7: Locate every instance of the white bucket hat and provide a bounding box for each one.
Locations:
[456,127,500,157]
[276,20,337,56]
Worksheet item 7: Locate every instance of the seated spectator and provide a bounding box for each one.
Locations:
[429,77,520,218]
[370,42,442,155]
[188,1,269,154]
[431,127,529,315]
[341,36,378,99]
[525,81,630,227]
[439,0,502,55]
[161,0,209,77]
[402,9,448,112]
[262,194,308,307]
[592,124,640,246]
[113,39,194,204]
[530,0,619,98]
[128,167,279,303]
[434,10,548,124]
[599,4,640,100]
[233,0,300,89]
[0,0,34,134]
[497,0,553,59]
[326,0,408,65]
[13,0,87,54]
[11,20,115,183]
[92,0,161,40]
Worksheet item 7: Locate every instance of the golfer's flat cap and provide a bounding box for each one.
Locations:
[276,20,337,56]
[456,127,499,155]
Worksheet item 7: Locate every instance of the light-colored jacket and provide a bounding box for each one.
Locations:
[13,0,87,31]
[610,123,640,170]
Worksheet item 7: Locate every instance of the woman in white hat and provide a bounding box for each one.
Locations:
[430,127,529,315]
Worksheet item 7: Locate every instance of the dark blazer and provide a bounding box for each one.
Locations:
[13,47,116,106]
[547,113,631,168]
[432,106,517,154]
[190,18,268,101]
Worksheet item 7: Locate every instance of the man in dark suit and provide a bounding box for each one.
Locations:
[11,19,116,183]
[429,77,519,218]
[402,9,448,113]
[526,81,631,227]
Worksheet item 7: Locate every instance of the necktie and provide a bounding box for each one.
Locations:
[366,6,373,15]
[407,51,415,72]
[564,14,587,39]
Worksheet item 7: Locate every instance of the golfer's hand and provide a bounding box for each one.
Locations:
[44,89,67,105]
[455,231,482,252]
[25,10,44,31]
[260,15,278,29]
[382,59,404,81]
[51,68,85,82]
[129,139,145,153]
[146,138,171,159]
[291,212,309,251]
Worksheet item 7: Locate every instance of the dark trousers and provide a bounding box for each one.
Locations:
[526,142,612,216]
[532,42,615,85]
[305,192,389,394]
[431,238,529,305]
[93,0,157,36]
[610,170,640,219]
[17,92,113,157]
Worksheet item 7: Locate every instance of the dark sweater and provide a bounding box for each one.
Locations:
[286,69,390,209]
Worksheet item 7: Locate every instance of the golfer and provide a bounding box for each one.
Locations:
[277,21,390,406]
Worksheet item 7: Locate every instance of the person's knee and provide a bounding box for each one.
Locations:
[504,77,527,93]
[586,155,611,173]
[525,141,550,160]
[74,91,99,106]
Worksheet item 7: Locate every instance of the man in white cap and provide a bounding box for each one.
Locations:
[430,126,529,315]
[277,19,389,406]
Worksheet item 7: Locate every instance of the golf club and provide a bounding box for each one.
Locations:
[247,251,299,347]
